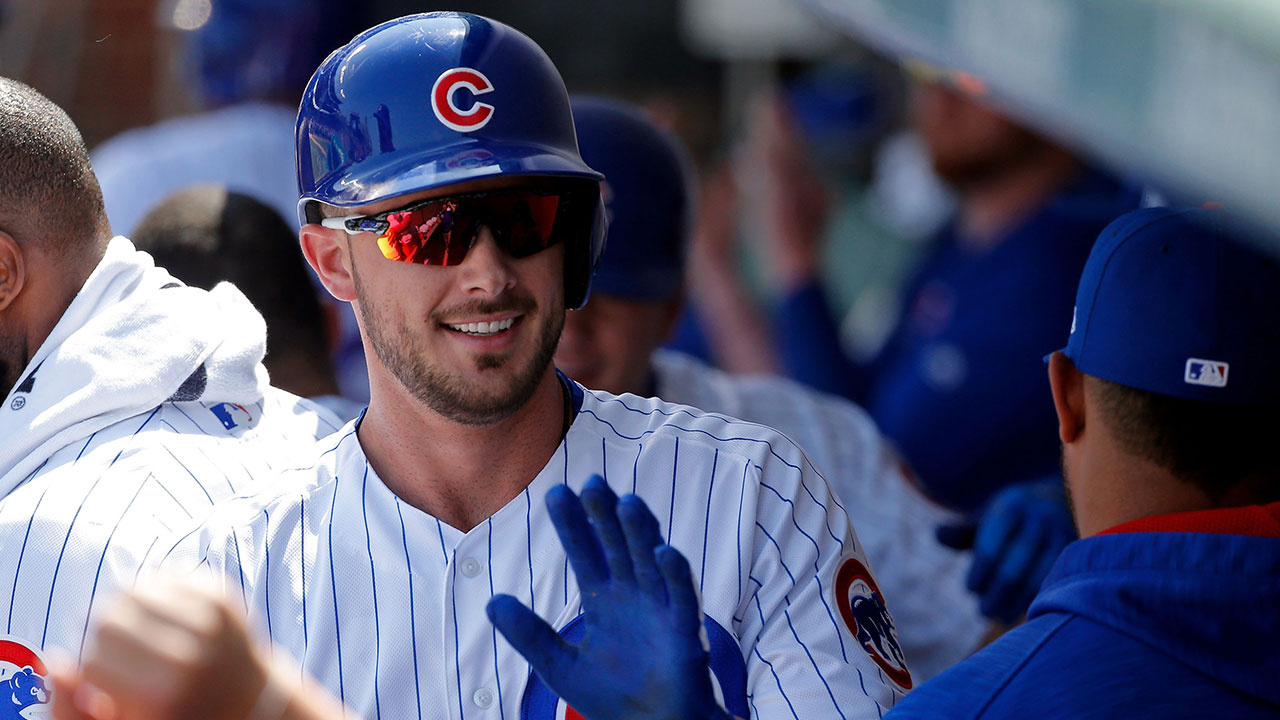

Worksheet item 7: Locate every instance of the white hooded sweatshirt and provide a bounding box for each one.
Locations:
[0,237,340,669]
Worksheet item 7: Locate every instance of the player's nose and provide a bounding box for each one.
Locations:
[458,226,517,296]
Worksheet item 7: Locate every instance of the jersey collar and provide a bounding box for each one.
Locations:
[1098,502,1280,538]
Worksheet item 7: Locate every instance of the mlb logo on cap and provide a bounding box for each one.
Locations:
[1058,206,1280,404]
[1185,359,1228,388]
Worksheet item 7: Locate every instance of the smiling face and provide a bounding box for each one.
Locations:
[310,176,570,426]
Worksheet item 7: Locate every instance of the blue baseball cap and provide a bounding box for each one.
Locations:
[571,96,694,301]
[1059,206,1280,404]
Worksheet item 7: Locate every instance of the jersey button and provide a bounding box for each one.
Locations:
[460,557,483,578]
[472,688,494,708]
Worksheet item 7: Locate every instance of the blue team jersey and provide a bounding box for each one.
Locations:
[776,170,1138,512]
[886,503,1280,718]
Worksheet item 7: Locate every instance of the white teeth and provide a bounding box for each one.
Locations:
[447,317,516,335]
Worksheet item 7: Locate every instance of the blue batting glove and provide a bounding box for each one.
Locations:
[487,474,733,720]
[937,477,1077,624]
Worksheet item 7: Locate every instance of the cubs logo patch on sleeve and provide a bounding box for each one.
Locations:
[0,637,50,719]
[834,557,914,690]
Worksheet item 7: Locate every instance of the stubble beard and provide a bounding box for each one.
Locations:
[353,260,564,427]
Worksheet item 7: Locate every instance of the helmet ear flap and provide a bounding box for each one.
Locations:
[566,192,608,311]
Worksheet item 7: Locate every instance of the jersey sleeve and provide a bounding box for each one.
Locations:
[738,439,911,719]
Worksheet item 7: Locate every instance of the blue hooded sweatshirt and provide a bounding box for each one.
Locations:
[886,504,1280,718]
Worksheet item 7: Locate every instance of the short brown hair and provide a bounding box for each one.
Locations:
[1090,375,1280,502]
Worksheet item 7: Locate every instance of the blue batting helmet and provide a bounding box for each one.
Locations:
[296,12,607,309]
[570,96,694,301]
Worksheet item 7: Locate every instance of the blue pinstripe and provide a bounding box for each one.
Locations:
[325,484,346,707]
[856,668,884,719]
[450,552,465,720]
[360,466,383,720]
[229,526,249,613]
[486,519,506,720]
[782,607,846,719]
[263,509,274,658]
[159,445,215,504]
[760,482,848,661]
[77,473,150,660]
[395,501,423,720]
[42,419,134,650]
[299,494,309,668]
[8,481,55,633]
[750,644,800,720]
[631,442,641,494]
[699,449,719,588]
[666,437,679,543]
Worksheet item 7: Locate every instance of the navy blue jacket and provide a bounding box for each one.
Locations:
[886,504,1280,718]
[775,171,1138,512]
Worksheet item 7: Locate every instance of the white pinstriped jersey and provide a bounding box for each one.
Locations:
[651,350,985,681]
[0,238,342,712]
[164,381,911,720]
[0,388,342,664]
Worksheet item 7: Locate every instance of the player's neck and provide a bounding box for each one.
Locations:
[357,366,568,532]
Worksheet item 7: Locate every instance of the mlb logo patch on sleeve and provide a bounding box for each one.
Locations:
[1184,358,1229,388]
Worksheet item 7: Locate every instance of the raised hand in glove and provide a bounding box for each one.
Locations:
[937,477,1077,624]
[487,474,733,720]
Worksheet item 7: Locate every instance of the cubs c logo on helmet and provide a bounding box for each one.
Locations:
[431,68,495,132]
[835,556,913,690]
[0,636,51,719]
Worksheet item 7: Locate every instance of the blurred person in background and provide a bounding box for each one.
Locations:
[888,207,1280,719]
[557,95,987,681]
[691,64,1139,624]
[91,0,363,237]
[91,0,371,403]
[133,185,362,420]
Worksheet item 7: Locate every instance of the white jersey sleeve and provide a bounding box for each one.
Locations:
[0,394,331,666]
[652,350,985,680]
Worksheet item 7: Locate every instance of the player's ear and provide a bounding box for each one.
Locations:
[0,230,27,313]
[1048,352,1085,443]
[300,224,357,303]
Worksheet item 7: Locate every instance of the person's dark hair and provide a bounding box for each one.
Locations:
[0,77,108,261]
[1091,376,1280,502]
[133,185,332,379]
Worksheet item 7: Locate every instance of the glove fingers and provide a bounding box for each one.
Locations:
[617,494,668,602]
[580,474,636,585]
[981,530,1043,624]
[967,504,1023,595]
[655,545,703,635]
[1015,543,1063,620]
[546,484,609,593]
[487,594,578,681]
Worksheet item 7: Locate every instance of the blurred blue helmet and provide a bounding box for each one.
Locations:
[182,0,359,106]
[571,96,694,301]
[297,12,607,309]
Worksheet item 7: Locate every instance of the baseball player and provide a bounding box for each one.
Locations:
[888,207,1280,718]
[134,12,909,720]
[556,96,985,681]
[0,76,339,712]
